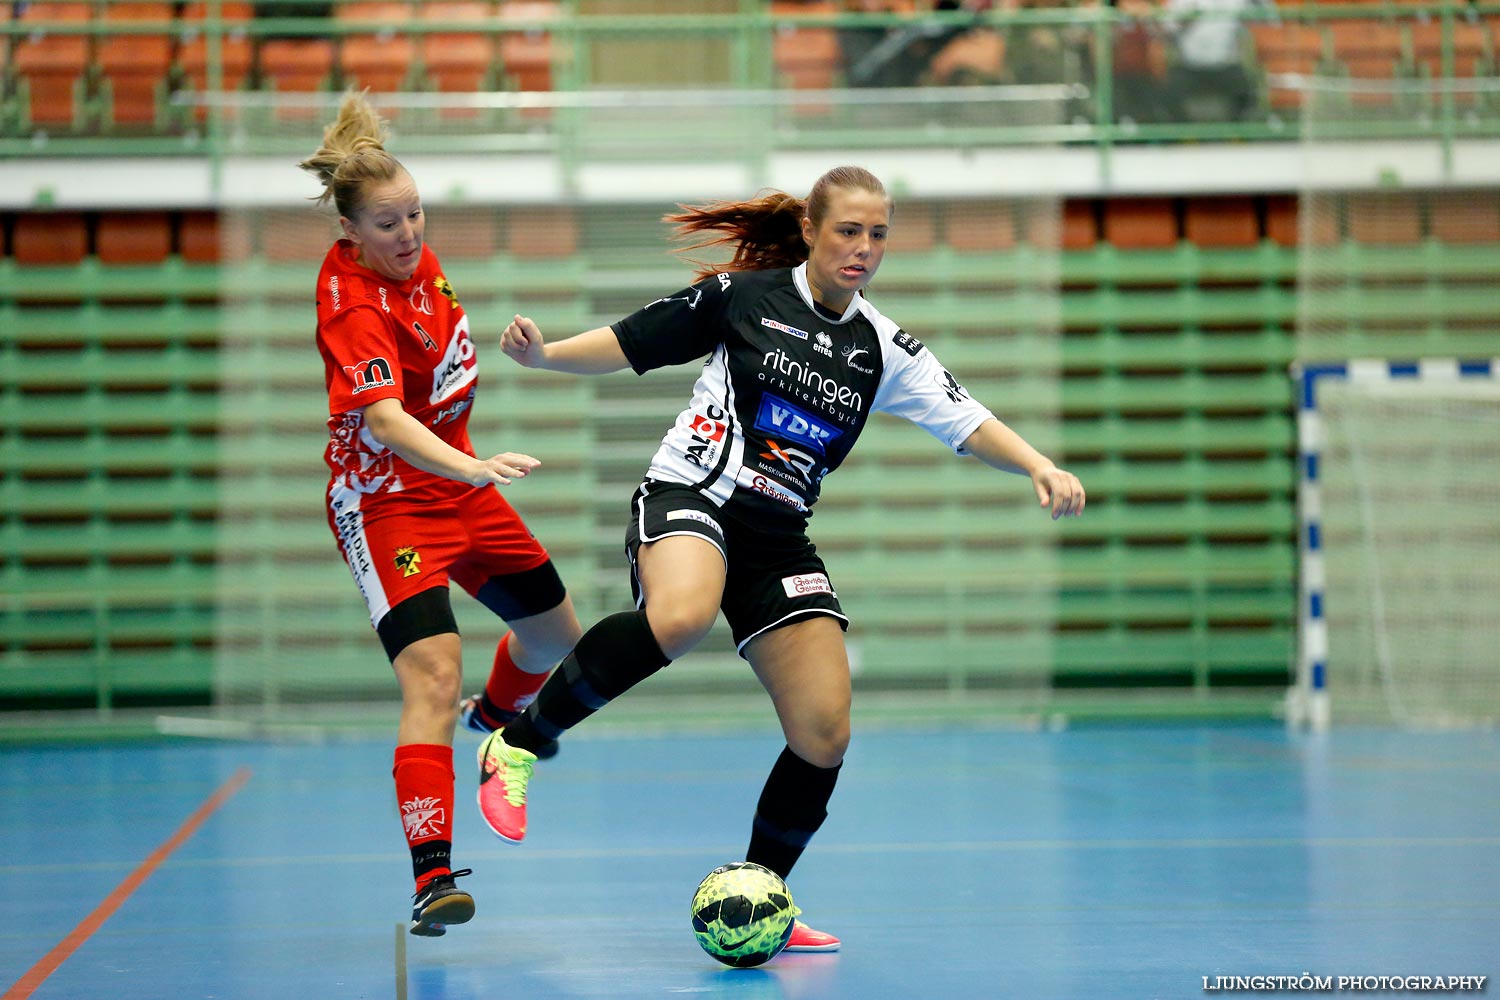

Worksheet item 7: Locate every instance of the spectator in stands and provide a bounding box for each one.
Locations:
[299,91,583,939]
[1112,0,1170,126]
[840,0,1000,87]
[1162,0,1262,122]
[482,165,1086,955]
[1001,0,1096,123]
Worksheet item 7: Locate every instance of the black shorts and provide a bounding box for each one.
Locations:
[624,479,847,655]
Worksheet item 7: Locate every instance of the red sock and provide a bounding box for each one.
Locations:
[482,632,550,720]
[393,743,454,890]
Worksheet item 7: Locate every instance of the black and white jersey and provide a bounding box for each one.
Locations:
[611,262,996,519]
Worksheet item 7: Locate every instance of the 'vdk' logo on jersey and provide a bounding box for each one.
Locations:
[754,395,843,455]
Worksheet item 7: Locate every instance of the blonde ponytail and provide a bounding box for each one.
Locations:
[297,90,404,219]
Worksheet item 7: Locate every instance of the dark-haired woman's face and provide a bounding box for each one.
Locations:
[341,172,425,282]
[801,187,889,312]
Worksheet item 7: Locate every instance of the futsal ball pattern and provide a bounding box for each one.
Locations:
[690,862,796,968]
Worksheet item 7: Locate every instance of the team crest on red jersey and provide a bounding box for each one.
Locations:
[393,546,422,577]
[408,281,434,315]
[433,274,459,307]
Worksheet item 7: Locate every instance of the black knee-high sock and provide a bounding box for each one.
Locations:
[746,746,842,881]
[500,609,670,754]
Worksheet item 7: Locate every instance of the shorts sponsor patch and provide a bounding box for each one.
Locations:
[781,572,835,598]
[667,508,724,536]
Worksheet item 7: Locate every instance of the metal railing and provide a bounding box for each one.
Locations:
[4,2,1500,206]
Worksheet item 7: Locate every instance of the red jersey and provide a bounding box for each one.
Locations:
[315,239,478,502]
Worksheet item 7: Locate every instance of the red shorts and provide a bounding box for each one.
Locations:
[326,482,552,628]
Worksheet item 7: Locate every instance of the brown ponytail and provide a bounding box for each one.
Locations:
[666,165,890,281]
[297,89,405,220]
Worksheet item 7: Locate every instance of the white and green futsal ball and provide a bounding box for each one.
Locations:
[690,862,796,968]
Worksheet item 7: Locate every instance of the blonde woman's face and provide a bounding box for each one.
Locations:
[801,186,889,313]
[342,172,425,282]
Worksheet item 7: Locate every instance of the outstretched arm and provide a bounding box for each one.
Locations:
[501,315,632,375]
[961,417,1086,520]
[362,397,539,488]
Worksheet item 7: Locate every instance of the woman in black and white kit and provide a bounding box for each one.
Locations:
[475,165,1085,952]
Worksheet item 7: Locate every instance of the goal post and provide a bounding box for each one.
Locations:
[1290,358,1500,730]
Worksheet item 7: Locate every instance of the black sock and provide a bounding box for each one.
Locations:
[475,691,518,730]
[412,841,452,890]
[501,609,670,754]
[745,746,842,881]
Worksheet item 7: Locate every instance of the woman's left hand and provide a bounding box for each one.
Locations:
[1032,466,1086,520]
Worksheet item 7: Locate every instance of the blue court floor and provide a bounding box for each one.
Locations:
[3,720,1497,1000]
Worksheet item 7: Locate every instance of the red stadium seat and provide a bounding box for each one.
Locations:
[178,211,225,264]
[1184,197,1259,248]
[425,206,500,259]
[1411,18,1491,110]
[259,209,342,263]
[0,5,12,88]
[497,1,558,94]
[506,206,577,258]
[887,201,937,254]
[257,35,337,121]
[1345,193,1422,246]
[944,201,1018,252]
[419,1,496,115]
[96,212,173,266]
[1104,198,1177,249]
[1025,200,1098,250]
[1265,194,1297,246]
[97,3,176,128]
[338,2,416,97]
[1326,19,1410,107]
[1429,190,1500,244]
[12,2,93,130]
[1249,22,1324,112]
[13,212,89,266]
[178,2,255,122]
[1266,194,1340,248]
[772,0,841,100]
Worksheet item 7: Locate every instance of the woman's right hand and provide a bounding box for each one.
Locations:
[468,452,540,488]
[501,314,548,368]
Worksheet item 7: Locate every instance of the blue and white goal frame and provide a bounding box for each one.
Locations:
[1288,357,1500,731]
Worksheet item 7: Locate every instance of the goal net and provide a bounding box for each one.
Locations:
[203,85,1070,727]
[1288,70,1500,729]
[1292,361,1500,729]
